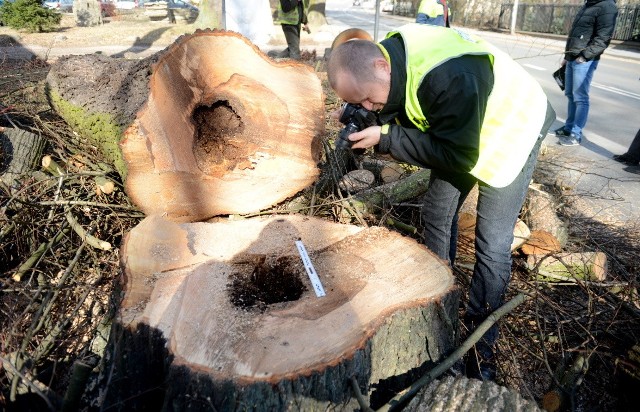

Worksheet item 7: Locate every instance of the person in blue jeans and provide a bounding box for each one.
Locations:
[556,0,618,146]
[416,0,450,27]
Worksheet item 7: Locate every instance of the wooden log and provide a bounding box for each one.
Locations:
[41,155,64,177]
[1,127,47,187]
[524,184,568,247]
[105,214,459,411]
[520,230,562,255]
[94,176,115,195]
[360,157,405,184]
[526,252,608,282]
[458,215,531,254]
[345,168,431,218]
[338,169,375,193]
[542,354,590,412]
[46,30,325,222]
[404,375,543,411]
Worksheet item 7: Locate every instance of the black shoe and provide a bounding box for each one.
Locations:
[612,153,639,166]
[267,48,290,59]
[558,133,581,146]
[465,343,497,381]
[555,126,571,137]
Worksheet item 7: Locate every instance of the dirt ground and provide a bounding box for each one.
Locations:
[0,12,203,49]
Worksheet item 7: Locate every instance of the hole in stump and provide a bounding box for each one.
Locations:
[192,101,251,175]
[228,255,307,311]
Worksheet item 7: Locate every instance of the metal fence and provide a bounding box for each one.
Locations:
[498,3,640,42]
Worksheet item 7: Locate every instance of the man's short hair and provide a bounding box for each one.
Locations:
[327,40,382,89]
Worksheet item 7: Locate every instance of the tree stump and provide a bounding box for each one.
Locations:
[0,127,46,188]
[105,214,459,411]
[46,30,325,222]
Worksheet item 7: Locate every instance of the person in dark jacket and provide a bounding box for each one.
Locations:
[327,24,555,381]
[556,0,618,146]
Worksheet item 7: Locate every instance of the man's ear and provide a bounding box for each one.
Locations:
[373,58,391,76]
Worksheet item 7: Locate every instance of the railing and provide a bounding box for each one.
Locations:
[498,3,640,42]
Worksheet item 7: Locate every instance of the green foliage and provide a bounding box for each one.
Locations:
[0,0,61,32]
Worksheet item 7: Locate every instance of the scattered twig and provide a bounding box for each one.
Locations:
[378,293,531,412]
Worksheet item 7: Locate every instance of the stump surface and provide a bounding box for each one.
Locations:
[112,214,459,410]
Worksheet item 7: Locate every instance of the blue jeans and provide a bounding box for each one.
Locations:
[416,13,446,26]
[564,59,599,138]
[421,132,545,345]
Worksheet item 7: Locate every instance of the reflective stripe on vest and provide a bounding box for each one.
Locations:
[386,24,548,187]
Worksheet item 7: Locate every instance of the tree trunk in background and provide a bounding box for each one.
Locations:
[309,0,328,27]
[103,214,459,411]
[194,0,222,29]
[74,0,102,27]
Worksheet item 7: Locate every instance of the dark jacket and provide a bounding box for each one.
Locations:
[564,0,618,61]
[376,35,494,175]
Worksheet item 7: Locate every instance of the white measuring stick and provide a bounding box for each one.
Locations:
[295,240,326,297]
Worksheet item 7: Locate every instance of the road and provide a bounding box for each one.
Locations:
[325,0,640,161]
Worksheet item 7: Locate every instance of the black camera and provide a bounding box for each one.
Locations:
[336,103,378,150]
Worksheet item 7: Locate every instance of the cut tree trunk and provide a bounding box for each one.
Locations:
[46,30,325,222]
[0,127,46,188]
[105,214,459,411]
[526,252,608,282]
[520,229,562,255]
[525,184,568,247]
[405,375,543,411]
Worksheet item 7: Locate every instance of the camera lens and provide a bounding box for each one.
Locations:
[336,123,359,149]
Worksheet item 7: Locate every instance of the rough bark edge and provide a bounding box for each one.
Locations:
[99,289,460,412]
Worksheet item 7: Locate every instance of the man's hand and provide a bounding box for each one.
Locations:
[347,126,382,150]
[576,56,586,63]
[303,24,311,34]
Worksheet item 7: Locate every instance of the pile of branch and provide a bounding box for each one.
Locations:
[1,59,143,410]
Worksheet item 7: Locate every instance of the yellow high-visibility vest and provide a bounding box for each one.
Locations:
[386,24,548,187]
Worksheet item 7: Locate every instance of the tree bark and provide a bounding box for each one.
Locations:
[194,0,222,29]
[524,184,568,247]
[0,127,46,188]
[46,30,325,222]
[74,0,102,27]
[404,375,543,412]
[526,252,608,282]
[104,214,459,411]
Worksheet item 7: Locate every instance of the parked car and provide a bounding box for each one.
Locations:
[143,0,198,23]
[381,0,394,13]
[115,0,138,9]
[44,0,73,13]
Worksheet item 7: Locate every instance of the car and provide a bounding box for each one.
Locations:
[381,1,393,13]
[44,0,74,13]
